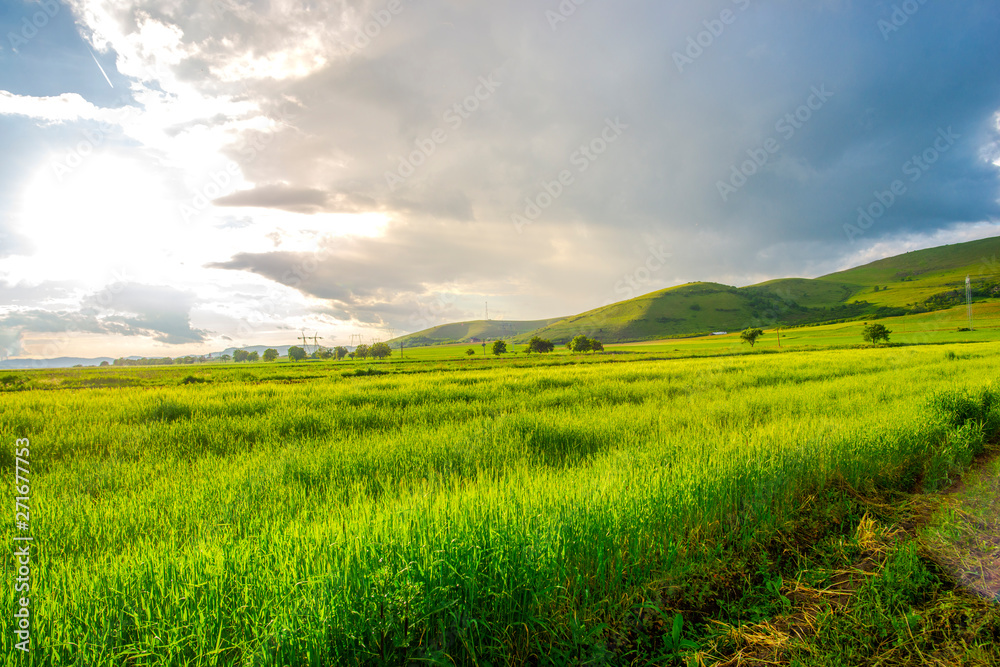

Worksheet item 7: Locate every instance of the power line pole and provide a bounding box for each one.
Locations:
[966,275,974,330]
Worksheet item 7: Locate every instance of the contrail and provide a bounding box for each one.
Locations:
[88,49,114,88]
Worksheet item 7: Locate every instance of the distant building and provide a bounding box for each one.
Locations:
[711,331,728,336]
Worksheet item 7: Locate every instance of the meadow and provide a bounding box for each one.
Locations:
[2,341,999,665]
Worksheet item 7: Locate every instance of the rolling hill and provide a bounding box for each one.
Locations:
[390,236,1000,346]
[392,318,565,348]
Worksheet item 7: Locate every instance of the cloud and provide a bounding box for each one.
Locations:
[0,284,208,347]
[0,280,76,306]
[213,183,352,214]
[82,283,209,344]
[0,91,135,124]
[207,218,638,329]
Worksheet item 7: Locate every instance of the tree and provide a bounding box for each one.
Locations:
[570,334,592,353]
[370,342,392,359]
[248,351,259,362]
[220,354,232,362]
[233,349,250,362]
[590,339,604,352]
[862,322,892,345]
[740,328,764,347]
[491,340,508,355]
[354,344,370,359]
[527,337,555,354]
[288,346,307,361]
[317,347,333,360]
[263,348,279,362]
[99,360,109,367]
[334,346,349,360]
[466,348,476,356]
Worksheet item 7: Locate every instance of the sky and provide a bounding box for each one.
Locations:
[0,0,999,359]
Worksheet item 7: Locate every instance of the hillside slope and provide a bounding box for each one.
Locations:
[393,236,1000,346]
[816,235,1000,308]
[513,283,757,343]
[392,318,564,347]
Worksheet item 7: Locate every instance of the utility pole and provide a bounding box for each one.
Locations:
[966,275,974,330]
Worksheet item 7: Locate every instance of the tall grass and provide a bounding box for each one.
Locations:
[1,344,998,664]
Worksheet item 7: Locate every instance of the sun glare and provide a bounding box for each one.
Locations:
[16,155,174,286]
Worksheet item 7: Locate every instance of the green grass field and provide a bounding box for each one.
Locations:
[2,336,1000,665]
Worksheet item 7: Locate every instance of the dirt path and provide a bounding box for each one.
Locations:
[919,450,1000,603]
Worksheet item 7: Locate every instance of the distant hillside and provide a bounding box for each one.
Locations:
[513,280,903,345]
[390,318,565,348]
[514,282,755,343]
[395,235,1000,346]
[816,235,1000,309]
[0,357,114,370]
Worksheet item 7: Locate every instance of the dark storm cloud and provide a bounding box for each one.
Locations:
[200,0,1000,323]
[200,1,1000,294]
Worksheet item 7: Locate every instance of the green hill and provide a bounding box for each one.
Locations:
[513,282,758,343]
[392,318,564,348]
[746,278,863,308]
[394,236,1000,346]
[816,235,1000,309]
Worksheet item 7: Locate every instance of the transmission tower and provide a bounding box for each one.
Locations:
[312,333,323,353]
[298,331,311,352]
